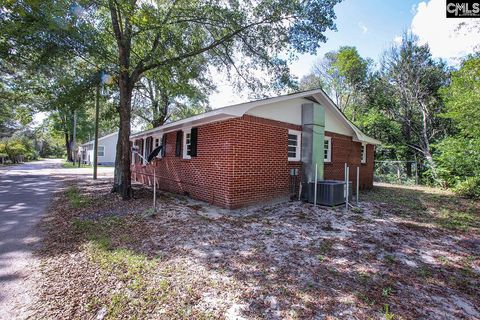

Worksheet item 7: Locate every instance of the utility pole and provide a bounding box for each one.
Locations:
[93,83,100,180]
[73,110,77,165]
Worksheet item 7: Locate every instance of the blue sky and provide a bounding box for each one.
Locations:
[289,0,420,75]
[209,0,479,107]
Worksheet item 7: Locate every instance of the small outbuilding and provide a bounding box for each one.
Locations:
[130,89,380,209]
[79,132,118,166]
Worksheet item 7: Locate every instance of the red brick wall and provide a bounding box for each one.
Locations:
[132,115,374,208]
[132,120,236,208]
[227,115,302,208]
[324,131,375,190]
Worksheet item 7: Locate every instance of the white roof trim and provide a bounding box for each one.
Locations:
[131,89,381,145]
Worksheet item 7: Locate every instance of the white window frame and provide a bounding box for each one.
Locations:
[154,134,163,158]
[288,130,301,162]
[183,128,192,159]
[324,137,332,163]
[97,145,105,157]
[361,143,367,164]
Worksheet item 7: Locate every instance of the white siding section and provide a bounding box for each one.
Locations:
[246,98,354,136]
[81,132,118,165]
[97,133,118,164]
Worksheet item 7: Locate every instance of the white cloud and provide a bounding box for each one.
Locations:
[393,35,403,45]
[411,0,479,63]
[358,21,368,34]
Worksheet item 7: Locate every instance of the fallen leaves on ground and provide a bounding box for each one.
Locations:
[31,179,480,319]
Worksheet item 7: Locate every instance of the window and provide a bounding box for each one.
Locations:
[135,139,144,164]
[154,135,162,158]
[183,128,192,159]
[288,130,301,161]
[175,131,182,157]
[324,137,332,162]
[182,127,198,159]
[145,136,153,160]
[361,143,367,163]
[97,145,105,157]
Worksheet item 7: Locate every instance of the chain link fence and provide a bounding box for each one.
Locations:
[374,160,419,185]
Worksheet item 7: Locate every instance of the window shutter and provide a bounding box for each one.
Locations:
[161,134,167,157]
[175,131,182,157]
[190,128,198,157]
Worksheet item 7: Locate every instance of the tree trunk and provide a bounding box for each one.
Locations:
[65,132,73,162]
[112,73,133,199]
[419,104,440,184]
[401,116,413,177]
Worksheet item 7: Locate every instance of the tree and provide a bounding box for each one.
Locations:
[379,33,449,183]
[133,57,214,128]
[299,46,371,118]
[435,55,480,197]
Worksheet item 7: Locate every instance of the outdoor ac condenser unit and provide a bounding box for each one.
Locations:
[302,180,353,206]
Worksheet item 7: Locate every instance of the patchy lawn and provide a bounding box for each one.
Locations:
[31,180,479,319]
[61,161,91,168]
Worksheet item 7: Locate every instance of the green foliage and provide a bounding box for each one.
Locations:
[440,56,480,137]
[0,134,38,162]
[453,177,480,200]
[300,46,371,116]
[434,55,480,197]
[0,138,26,162]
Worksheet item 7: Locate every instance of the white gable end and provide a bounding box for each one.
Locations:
[246,98,354,136]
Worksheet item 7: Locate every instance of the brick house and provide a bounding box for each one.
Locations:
[130,89,380,209]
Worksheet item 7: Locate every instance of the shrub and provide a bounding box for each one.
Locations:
[453,177,480,199]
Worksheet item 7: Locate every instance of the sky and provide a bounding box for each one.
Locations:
[208,0,479,108]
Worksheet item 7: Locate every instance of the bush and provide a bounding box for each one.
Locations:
[453,177,480,199]
[0,138,27,163]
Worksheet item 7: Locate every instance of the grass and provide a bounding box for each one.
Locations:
[73,216,166,319]
[61,160,90,168]
[66,186,92,208]
[361,183,479,232]
[65,186,92,209]
[71,210,216,319]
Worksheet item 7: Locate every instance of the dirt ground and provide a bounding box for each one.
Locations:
[31,178,479,319]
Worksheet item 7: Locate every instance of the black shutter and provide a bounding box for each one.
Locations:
[190,127,198,157]
[175,131,182,157]
[161,134,167,157]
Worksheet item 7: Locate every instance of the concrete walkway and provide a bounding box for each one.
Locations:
[0,159,113,319]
